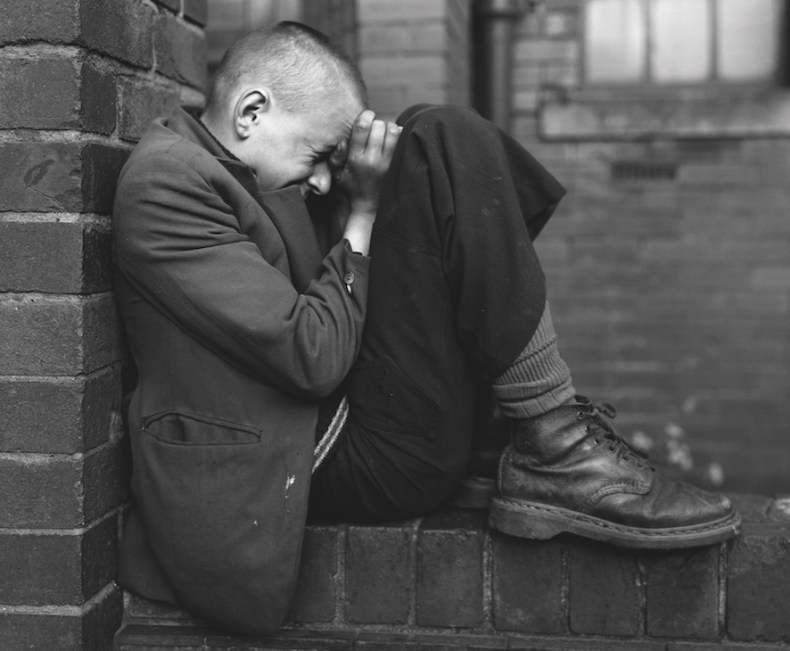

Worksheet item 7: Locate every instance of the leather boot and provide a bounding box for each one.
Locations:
[489,396,741,548]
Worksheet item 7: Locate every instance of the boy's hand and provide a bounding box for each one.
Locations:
[333,110,401,218]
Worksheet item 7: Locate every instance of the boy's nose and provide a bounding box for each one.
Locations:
[307,162,332,196]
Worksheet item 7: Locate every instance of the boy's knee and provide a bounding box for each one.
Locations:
[397,104,488,134]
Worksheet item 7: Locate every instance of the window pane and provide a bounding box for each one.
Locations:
[718,0,780,80]
[651,0,711,82]
[586,0,646,82]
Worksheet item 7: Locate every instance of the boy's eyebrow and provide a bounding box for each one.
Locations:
[311,143,337,159]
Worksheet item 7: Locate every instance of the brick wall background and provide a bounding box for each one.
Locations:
[0,0,206,648]
[508,1,790,495]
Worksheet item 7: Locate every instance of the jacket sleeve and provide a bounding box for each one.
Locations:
[113,148,370,398]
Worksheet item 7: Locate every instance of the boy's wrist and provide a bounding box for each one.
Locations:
[343,211,375,255]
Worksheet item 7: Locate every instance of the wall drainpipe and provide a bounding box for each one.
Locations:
[474,0,531,132]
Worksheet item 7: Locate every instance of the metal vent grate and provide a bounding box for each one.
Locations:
[611,160,678,182]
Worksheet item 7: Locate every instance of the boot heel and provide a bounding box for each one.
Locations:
[489,497,565,540]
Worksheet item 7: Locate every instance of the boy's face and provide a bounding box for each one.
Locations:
[241,93,363,197]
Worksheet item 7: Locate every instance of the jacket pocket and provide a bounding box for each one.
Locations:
[132,411,312,635]
[347,356,440,439]
[142,411,260,445]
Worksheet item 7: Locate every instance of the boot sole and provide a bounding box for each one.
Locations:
[489,496,741,549]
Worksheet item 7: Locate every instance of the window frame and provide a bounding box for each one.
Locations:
[581,0,786,89]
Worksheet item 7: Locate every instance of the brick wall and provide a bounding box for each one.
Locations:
[353,0,471,120]
[0,1,206,648]
[206,0,303,73]
[509,2,790,495]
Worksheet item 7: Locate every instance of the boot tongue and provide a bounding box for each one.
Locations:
[512,402,596,461]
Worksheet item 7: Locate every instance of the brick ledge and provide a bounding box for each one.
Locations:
[114,494,790,650]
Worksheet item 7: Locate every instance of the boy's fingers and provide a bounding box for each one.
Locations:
[366,119,388,154]
[348,110,375,153]
[330,139,347,171]
[381,123,401,159]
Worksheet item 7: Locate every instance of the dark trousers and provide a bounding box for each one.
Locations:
[310,105,565,521]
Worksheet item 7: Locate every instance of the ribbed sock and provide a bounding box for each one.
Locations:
[491,301,575,418]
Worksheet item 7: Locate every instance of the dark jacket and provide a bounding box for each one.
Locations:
[112,107,370,634]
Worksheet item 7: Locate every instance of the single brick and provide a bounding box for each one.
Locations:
[544,10,580,38]
[354,630,506,649]
[184,0,208,26]
[491,531,565,634]
[0,530,83,605]
[115,623,209,650]
[0,57,115,135]
[359,23,449,54]
[82,366,124,449]
[667,643,790,651]
[359,25,415,53]
[643,546,720,638]
[0,455,82,529]
[154,13,207,89]
[82,435,131,524]
[81,144,131,213]
[0,367,120,453]
[118,76,181,142]
[0,378,84,452]
[0,56,80,129]
[287,523,340,623]
[79,0,154,69]
[416,509,485,628]
[81,516,122,599]
[0,436,128,528]
[507,635,665,651]
[124,592,195,621]
[0,0,80,44]
[727,521,790,642]
[0,142,82,212]
[751,266,790,290]
[80,61,117,135]
[568,538,642,636]
[0,294,84,375]
[514,39,579,63]
[361,55,446,87]
[0,516,117,605]
[81,293,124,375]
[81,223,114,293]
[0,586,122,651]
[0,294,121,376]
[0,221,111,294]
[345,522,413,624]
[357,0,448,23]
[0,142,129,214]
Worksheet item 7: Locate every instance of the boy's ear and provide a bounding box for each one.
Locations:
[233,89,272,139]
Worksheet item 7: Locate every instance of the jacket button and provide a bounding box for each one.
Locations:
[343,271,355,285]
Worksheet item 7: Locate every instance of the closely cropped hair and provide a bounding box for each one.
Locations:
[206,22,368,113]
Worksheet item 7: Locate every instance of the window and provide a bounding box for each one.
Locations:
[584,0,784,84]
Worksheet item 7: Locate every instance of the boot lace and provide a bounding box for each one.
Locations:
[575,396,651,469]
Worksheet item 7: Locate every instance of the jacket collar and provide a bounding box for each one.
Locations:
[161,106,325,291]
[163,106,261,198]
